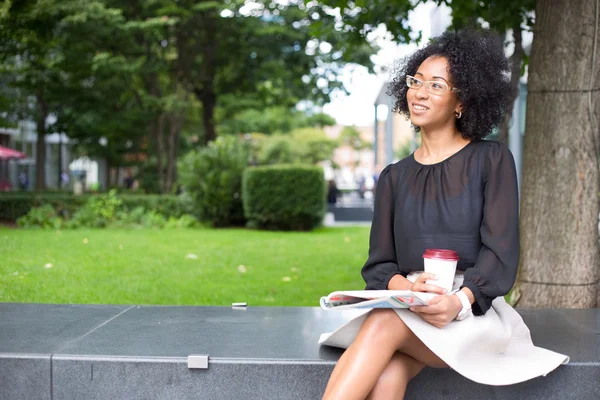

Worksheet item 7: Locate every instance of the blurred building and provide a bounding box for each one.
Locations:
[0,121,73,190]
[324,111,414,192]
[0,120,107,191]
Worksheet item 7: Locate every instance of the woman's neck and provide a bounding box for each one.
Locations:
[415,128,470,164]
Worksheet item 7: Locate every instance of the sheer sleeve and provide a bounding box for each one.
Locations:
[361,165,401,290]
[462,143,520,315]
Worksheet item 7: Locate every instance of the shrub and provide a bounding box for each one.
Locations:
[242,165,326,231]
[67,190,122,228]
[0,192,187,223]
[164,214,201,229]
[16,204,63,229]
[140,210,167,228]
[11,190,200,229]
[0,193,85,222]
[179,136,249,227]
[119,195,190,218]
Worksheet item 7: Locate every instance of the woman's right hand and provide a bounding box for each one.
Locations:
[409,273,447,295]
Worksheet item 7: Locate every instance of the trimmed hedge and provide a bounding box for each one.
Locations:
[0,192,189,222]
[242,165,326,231]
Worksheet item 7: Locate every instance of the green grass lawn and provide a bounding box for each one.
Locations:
[0,227,371,306]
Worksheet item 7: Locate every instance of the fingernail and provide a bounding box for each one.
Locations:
[443,289,447,294]
[409,307,414,312]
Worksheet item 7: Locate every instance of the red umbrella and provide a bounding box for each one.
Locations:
[0,145,26,160]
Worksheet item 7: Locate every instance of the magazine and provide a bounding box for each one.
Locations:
[319,290,440,310]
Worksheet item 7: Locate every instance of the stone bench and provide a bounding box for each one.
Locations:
[0,303,598,399]
[327,204,373,222]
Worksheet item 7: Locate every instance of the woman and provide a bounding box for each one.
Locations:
[320,30,568,400]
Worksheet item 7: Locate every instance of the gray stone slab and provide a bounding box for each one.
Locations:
[0,303,131,400]
[50,355,600,400]
[55,306,598,365]
[2,304,600,399]
[57,306,362,360]
[556,308,600,333]
[0,354,50,400]
[0,303,132,354]
[52,356,333,400]
[518,309,600,363]
[50,306,600,399]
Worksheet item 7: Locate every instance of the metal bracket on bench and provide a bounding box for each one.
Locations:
[187,354,209,369]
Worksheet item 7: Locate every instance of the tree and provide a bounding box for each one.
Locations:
[166,0,374,145]
[218,106,335,136]
[516,0,599,307]
[0,0,68,190]
[52,0,193,193]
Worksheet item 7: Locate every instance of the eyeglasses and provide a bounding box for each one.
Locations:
[406,75,460,95]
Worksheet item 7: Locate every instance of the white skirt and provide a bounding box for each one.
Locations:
[318,297,570,386]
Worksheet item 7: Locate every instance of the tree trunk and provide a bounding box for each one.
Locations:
[35,90,48,191]
[198,89,216,145]
[517,0,600,308]
[498,26,523,144]
[165,114,182,194]
[198,11,217,145]
[155,113,166,193]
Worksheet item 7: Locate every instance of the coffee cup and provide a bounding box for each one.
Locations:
[422,249,459,292]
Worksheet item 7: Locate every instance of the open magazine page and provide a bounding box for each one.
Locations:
[320,290,439,310]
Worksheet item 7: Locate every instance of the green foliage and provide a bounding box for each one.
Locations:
[164,214,201,229]
[67,190,122,228]
[396,141,413,161]
[140,210,167,229]
[218,106,336,135]
[12,192,198,229]
[396,136,420,160]
[1,192,191,232]
[2,0,377,193]
[0,193,87,222]
[0,195,35,222]
[291,128,338,164]
[242,165,326,231]
[257,128,337,165]
[314,0,534,78]
[178,136,249,227]
[338,125,372,151]
[258,135,301,164]
[16,205,63,229]
[119,195,192,218]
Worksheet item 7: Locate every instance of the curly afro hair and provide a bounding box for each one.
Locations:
[388,29,514,140]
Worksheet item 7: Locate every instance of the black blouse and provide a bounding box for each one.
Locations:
[361,140,519,316]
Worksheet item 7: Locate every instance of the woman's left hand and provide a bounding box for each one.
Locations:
[410,294,462,328]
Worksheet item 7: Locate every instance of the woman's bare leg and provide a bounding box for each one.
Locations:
[322,309,415,400]
[322,309,448,400]
[366,333,449,400]
[365,352,424,400]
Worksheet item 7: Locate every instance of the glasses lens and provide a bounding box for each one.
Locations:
[406,76,419,88]
[427,82,448,94]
